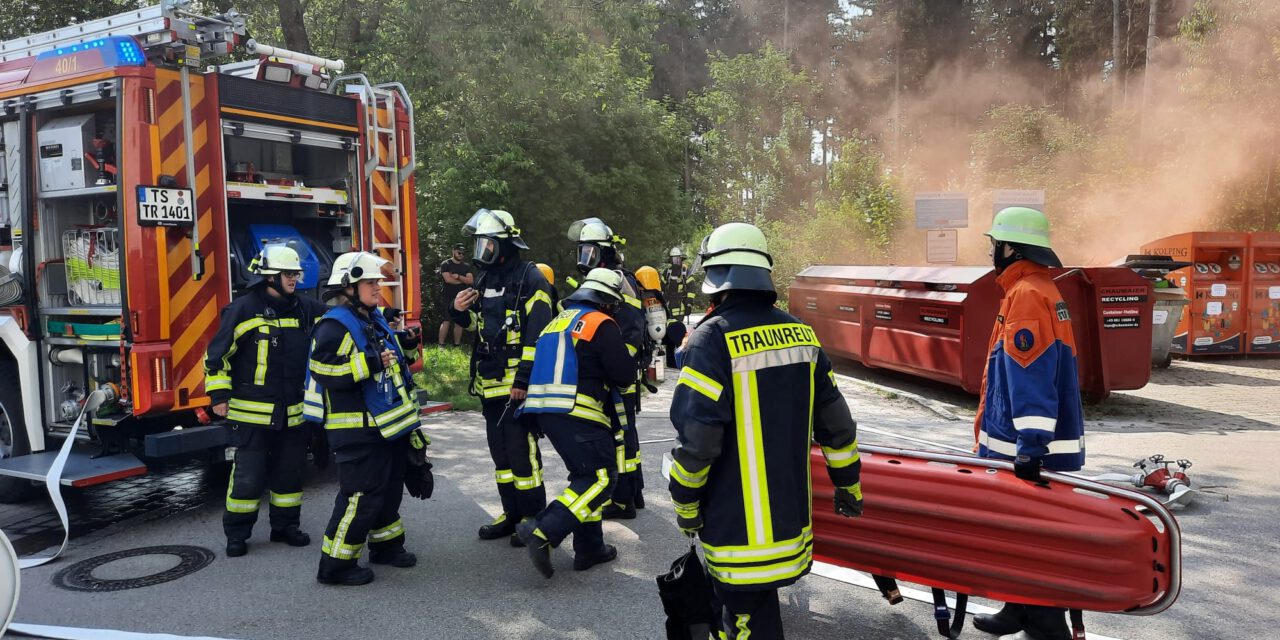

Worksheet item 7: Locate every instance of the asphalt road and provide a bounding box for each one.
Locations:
[4,373,1278,639]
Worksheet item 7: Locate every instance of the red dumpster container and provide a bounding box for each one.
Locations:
[1246,232,1280,355]
[789,265,1154,401]
[1141,232,1249,355]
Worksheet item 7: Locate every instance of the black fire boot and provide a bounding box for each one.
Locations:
[516,519,554,579]
[269,527,311,547]
[478,513,517,540]
[975,603,1025,636]
[1003,606,1070,640]
[601,502,636,520]
[370,547,417,568]
[573,544,618,571]
[226,539,248,557]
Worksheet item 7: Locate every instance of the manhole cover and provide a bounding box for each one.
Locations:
[52,545,215,592]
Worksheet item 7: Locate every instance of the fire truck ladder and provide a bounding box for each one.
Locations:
[333,76,415,311]
[0,0,244,64]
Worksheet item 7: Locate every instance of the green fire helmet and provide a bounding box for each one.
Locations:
[669,246,685,258]
[698,222,775,295]
[565,267,624,307]
[249,244,302,276]
[463,208,529,250]
[987,206,1063,268]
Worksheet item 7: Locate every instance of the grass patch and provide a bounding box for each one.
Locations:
[414,347,481,411]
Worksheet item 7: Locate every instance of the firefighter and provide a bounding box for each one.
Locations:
[514,268,637,578]
[307,251,426,586]
[568,217,647,518]
[662,247,695,367]
[205,244,326,558]
[669,222,863,639]
[451,209,555,545]
[662,246,698,323]
[972,207,1085,640]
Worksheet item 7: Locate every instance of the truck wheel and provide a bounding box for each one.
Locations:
[0,360,38,503]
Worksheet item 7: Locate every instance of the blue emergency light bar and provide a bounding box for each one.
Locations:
[35,36,145,67]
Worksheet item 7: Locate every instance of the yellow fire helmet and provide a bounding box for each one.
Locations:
[635,265,661,291]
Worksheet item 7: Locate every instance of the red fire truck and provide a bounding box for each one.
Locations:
[0,2,421,501]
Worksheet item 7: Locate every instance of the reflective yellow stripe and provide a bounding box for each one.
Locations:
[352,353,371,382]
[821,442,861,469]
[706,547,813,586]
[327,492,364,559]
[310,359,354,377]
[735,370,772,545]
[322,536,364,560]
[495,469,515,484]
[525,289,552,314]
[226,410,273,425]
[623,294,641,309]
[253,334,269,385]
[225,462,260,513]
[671,458,708,489]
[229,398,274,412]
[678,367,723,401]
[673,499,700,518]
[513,433,543,490]
[338,333,355,356]
[269,491,302,508]
[623,455,640,473]
[702,529,813,564]
[369,519,405,542]
[205,374,232,391]
[522,346,537,362]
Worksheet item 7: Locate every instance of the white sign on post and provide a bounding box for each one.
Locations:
[992,189,1046,214]
[925,229,958,264]
[915,192,968,229]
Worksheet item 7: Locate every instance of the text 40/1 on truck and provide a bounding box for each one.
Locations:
[0,1,421,501]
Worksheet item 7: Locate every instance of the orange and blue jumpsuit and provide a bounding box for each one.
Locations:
[974,261,1085,472]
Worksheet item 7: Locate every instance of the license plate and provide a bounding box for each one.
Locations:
[136,186,195,227]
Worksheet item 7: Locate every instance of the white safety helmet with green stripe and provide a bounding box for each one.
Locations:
[669,246,686,258]
[698,222,775,294]
[327,251,389,287]
[565,267,624,308]
[249,244,303,276]
[986,207,1062,268]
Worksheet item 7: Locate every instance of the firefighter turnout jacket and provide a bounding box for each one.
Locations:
[975,260,1086,472]
[669,295,861,591]
[304,304,420,448]
[524,304,637,427]
[662,263,698,319]
[450,260,555,399]
[205,289,326,429]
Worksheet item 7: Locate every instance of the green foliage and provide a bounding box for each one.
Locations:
[413,348,479,412]
[693,44,819,226]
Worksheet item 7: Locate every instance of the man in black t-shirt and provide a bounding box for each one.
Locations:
[438,243,475,346]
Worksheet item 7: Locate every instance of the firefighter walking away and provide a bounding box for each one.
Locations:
[668,222,863,639]
[204,244,326,558]
[307,251,429,586]
[451,209,555,545]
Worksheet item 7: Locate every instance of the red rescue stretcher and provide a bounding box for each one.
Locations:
[811,444,1181,637]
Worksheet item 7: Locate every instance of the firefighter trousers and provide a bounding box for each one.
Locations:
[318,438,407,579]
[713,584,784,640]
[529,415,616,554]
[611,392,644,508]
[482,398,546,521]
[223,423,308,541]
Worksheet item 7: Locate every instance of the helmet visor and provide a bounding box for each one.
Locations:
[577,244,603,272]
[473,237,499,266]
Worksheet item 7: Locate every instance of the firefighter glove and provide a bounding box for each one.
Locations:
[404,462,434,500]
[309,424,330,470]
[834,484,863,518]
[674,501,702,538]
[1014,455,1043,482]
